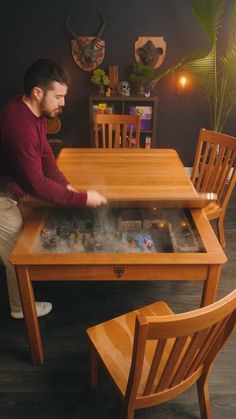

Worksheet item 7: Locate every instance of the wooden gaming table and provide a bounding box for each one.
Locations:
[10,149,227,364]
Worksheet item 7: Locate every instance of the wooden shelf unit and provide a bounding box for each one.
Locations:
[89,94,158,148]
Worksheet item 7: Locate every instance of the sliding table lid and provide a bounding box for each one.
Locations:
[57,148,216,208]
[20,148,217,208]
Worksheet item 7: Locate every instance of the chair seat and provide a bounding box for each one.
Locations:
[203,201,222,220]
[87,301,174,396]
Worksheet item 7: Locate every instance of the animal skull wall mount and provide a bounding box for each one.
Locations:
[66,11,105,72]
[135,37,166,69]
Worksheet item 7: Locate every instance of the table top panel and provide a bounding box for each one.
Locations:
[57,148,198,202]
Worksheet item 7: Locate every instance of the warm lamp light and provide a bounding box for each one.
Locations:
[177,74,189,95]
[180,76,187,88]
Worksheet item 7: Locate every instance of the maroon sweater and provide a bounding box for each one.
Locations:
[0,96,87,206]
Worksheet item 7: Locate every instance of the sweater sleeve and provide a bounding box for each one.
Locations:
[41,128,68,186]
[4,117,87,207]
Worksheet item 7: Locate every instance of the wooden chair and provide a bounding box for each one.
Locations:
[46,117,63,157]
[87,290,236,419]
[191,128,236,248]
[94,114,141,148]
[46,116,61,134]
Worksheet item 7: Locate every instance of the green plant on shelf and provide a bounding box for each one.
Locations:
[91,68,110,94]
[130,62,155,95]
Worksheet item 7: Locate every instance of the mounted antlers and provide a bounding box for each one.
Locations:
[91,11,106,48]
[66,10,106,71]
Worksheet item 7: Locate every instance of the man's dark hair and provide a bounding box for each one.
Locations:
[24,59,69,96]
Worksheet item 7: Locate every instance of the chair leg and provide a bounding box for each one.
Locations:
[90,344,98,387]
[217,217,225,248]
[124,403,135,419]
[197,377,212,419]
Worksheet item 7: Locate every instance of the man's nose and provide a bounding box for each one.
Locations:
[59,97,65,107]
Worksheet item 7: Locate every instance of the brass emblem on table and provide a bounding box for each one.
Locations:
[113,266,125,278]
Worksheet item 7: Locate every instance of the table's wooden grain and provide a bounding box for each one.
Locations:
[57,148,198,202]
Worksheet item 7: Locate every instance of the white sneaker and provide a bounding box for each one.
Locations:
[11,301,52,319]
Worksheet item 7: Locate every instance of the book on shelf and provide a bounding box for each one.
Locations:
[93,103,113,114]
[130,106,152,130]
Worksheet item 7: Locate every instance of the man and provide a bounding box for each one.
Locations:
[0,59,107,319]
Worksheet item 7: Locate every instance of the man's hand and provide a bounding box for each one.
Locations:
[67,185,107,207]
[86,189,108,207]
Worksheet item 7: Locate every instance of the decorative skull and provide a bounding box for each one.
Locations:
[118,81,131,96]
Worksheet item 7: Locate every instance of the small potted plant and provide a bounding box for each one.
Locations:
[130,62,155,95]
[91,68,110,94]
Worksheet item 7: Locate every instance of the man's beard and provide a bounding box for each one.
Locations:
[42,109,62,119]
[40,100,62,119]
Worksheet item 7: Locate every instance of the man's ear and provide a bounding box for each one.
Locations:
[32,86,44,101]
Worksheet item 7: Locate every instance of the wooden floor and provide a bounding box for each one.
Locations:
[0,191,235,419]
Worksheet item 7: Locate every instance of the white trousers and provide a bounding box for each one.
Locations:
[0,196,23,311]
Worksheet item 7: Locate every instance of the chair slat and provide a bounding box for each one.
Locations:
[185,316,229,378]
[201,143,218,191]
[217,150,236,203]
[94,125,99,147]
[130,126,134,148]
[102,125,106,147]
[122,125,127,148]
[114,124,120,148]
[203,310,236,371]
[207,145,226,191]
[195,142,210,191]
[143,339,167,396]
[170,328,209,387]
[156,335,189,392]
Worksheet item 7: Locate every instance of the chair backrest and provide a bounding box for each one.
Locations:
[126,290,236,408]
[46,117,61,134]
[46,117,63,157]
[94,114,141,148]
[191,129,236,209]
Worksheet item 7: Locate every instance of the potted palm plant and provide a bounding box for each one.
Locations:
[150,0,236,132]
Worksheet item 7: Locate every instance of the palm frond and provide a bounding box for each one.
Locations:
[191,0,225,45]
[221,46,236,80]
[150,48,208,88]
[226,1,236,51]
[214,74,236,131]
[181,47,216,95]
[219,48,236,103]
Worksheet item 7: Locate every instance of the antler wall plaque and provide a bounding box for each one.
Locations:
[66,11,105,72]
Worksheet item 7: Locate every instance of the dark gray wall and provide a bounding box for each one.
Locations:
[1,0,235,165]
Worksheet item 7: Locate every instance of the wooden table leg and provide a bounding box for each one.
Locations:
[201,265,222,307]
[16,266,44,365]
